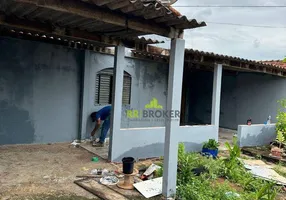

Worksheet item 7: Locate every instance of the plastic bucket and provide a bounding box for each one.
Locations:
[122,157,135,174]
[202,148,218,158]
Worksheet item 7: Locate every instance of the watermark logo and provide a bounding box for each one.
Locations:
[126,97,180,121]
[145,98,163,109]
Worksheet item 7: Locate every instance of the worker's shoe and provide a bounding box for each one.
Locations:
[92,141,105,147]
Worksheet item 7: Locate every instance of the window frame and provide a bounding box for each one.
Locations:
[94,68,131,106]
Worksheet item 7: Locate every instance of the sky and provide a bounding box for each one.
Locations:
[148,0,286,61]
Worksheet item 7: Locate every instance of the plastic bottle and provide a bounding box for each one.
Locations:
[267,116,271,124]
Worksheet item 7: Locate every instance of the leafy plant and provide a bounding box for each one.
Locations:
[276,131,285,149]
[203,139,219,150]
[255,182,277,200]
[225,137,241,160]
[224,137,241,177]
[159,143,280,200]
[276,99,286,149]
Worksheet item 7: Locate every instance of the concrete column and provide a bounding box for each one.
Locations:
[211,63,223,139]
[109,45,125,161]
[79,50,91,140]
[163,38,185,197]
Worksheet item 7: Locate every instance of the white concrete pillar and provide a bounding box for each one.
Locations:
[79,50,91,140]
[108,45,125,161]
[163,38,185,197]
[211,63,223,139]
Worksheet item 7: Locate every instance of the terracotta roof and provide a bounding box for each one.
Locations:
[132,48,286,77]
[185,49,286,70]
[261,60,286,70]
[80,0,206,30]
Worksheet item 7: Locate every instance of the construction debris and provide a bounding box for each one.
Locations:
[74,179,129,200]
[75,162,164,199]
[140,164,161,180]
[241,159,286,185]
[100,176,119,186]
[90,168,111,175]
[133,177,163,198]
[71,140,80,147]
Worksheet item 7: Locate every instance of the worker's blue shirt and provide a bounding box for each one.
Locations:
[95,106,111,121]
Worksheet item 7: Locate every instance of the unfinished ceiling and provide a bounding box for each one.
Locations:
[0,0,206,47]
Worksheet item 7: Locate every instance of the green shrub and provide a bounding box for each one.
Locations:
[224,137,241,177]
[174,143,279,200]
[202,139,219,150]
[276,99,286,147]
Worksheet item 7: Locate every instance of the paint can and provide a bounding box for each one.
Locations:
[122,157,135,174]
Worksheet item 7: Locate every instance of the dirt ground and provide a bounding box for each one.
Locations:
[0,143,117,200]
[1,139,285,200]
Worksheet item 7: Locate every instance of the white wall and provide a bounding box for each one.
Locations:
[83,52,169,139]
[237,124,276,147]
[110,125,217,162]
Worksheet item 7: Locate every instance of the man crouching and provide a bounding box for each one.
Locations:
[90,106,111,147]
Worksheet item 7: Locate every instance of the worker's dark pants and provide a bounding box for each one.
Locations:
[99,118,110,143]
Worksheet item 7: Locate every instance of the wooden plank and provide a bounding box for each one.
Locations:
[0,16,163,49]
[0,15,119,46]
[14,0,171,37]
[106,184,144,199]
[188,60,286,77]
[74,179,129,200]
[91,0,116,6]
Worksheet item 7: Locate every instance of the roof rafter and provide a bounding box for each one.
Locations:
[14,0,174,37]
[132,49,286,77]
[0,14,120,46]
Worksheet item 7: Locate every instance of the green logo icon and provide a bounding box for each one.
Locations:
[145,98,163,109]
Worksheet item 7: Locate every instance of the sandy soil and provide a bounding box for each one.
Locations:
[0,143,117,200]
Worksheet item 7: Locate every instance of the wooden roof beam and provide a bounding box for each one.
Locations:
[14,0,176,37]
[0,15,119,46]
[88,0,115,6]
[186,60,286,77]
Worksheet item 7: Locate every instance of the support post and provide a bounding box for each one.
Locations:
[108,45,125,161]
[163,38,185,197]
[79,50,91,140]
[211,63,223,140]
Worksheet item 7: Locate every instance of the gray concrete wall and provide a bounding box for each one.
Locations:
[0,37,169,145]
[84,53,169,139]
[237,124,276,147]
[112,125,217,161]
[236,73,286,125]
[219,71,237,129]
[185,70,286,130]
[0,37,82,145]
